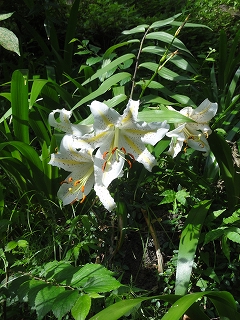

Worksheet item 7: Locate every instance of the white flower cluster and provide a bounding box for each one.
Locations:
[49,99,217,211]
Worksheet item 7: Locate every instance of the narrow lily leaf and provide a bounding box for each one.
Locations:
[103,40,140,59]
[146,31,191,54]
[122,24,149,34]
[11,70,29,143]
[170,21,212,30]
[175,200,212,295]
[138,109,193,123]
[72,72,131,111]
[63,0,81,73]
[81,54,135,86]
[29,79,49,108]
[149,16,177,29]
[71,294,91,320]
[0,27,20,55]
[139,62,190,81]
[0,107,12,124]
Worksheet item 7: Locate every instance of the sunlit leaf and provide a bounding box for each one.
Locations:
[0,27,20,55]
[71,295,91,320]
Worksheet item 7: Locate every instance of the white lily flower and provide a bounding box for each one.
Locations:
[49,134,116,211]
[166,99,218,157]
[49,108,93,137]
[49,135,95,205]
[83,99,169,187]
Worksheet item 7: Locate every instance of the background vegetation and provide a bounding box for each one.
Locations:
[0,0,240,319]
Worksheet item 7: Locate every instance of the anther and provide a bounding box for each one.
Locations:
[127,159,132,169]
[60,180,68,185]
[111,147,118,154]
[81,185,85,193]
[70,199,78,205]
[102,151,109,159]
[128,153,135,161]
[74,180,81,186]
[102,161,107,171]
[80,195,86,203]
[120,147,126,154]
[68,177,73,182]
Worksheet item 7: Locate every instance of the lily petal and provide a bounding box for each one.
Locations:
[94,184,116,212]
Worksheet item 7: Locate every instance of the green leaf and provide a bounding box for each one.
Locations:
[226,229,240,244]
[11,70,29,143]
[71,294,91,320]
[0,12,14,21]
[175,200,211,295]
[159,189,176,204]
[0,27,20,55]
[204,227,227,245]
[122,24,149,34]
[146,31,191,54]
[52,290,79,320]
[5,240,18,251]
[138,109,193,123]
[81,54,135,86]
[149,16,177,29]
[17,239,28,248]
[72,72,131,111]
[29,79,49,108]
[35,285,65,320]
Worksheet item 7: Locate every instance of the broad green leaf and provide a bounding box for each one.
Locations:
[226,230,240,244]
[71,295,91,320]
[138,109,193,123]
[0,107,12,124]
[5,240,18,251]
[72,72,131,111]
[122,24,149,35]
[0,27,20,55]
[223,211,240,224]
[52,290,79,320]
[35,285,65,320]
[175,189,189,206]
[159,189,176,204]
[81,54,135,86]
[82,276,121,293]
[204,227,227,245]
[175,200,211,295]
[11,70,29,143]
[0,12,14,21]
[17,239,28,248]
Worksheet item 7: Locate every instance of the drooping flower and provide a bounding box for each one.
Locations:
[49,134,116,211]
[82,99,169,187]
[166,99,218,157]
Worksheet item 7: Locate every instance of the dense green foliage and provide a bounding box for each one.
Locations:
[0,0,240,319]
